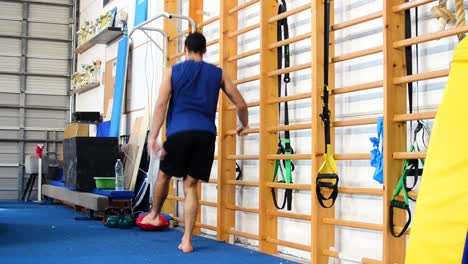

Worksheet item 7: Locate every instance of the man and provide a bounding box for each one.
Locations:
[143,32,249,253]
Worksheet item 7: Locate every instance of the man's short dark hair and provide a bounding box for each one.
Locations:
[184,32,206,55]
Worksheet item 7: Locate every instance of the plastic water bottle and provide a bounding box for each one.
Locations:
[115,159,124,191]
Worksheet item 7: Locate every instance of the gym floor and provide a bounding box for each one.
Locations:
[0,202,295,263]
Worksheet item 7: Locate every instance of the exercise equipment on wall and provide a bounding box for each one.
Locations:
[316,0,339,209]
[406,37,468,264]
[271,0,294,211]
[389,122,427,237]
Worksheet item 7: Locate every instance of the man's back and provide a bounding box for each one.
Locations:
[166,59,222,137]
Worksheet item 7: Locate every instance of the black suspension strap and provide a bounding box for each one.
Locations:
[316,0,339,209]
[271,0,294,211]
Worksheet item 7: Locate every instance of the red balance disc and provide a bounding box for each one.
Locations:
[136,213,169,231]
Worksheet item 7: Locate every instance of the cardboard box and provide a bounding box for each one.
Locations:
[64,123,89,139]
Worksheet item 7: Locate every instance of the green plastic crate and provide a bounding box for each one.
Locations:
[94,177,115,189]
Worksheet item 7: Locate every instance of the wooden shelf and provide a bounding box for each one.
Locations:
[75,27,123,54]
[70,82,100,94]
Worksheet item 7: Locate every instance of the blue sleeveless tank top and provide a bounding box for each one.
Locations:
[166,60,222,137]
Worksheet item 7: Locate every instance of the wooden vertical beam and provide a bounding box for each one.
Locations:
[161,0,178,216]
[189,0,204,236]
[217,0,238,242]
[259,0,279,255]
[383,1,407,264]
[311,0,335,263]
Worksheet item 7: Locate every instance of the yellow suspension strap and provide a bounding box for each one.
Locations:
[316,0,339,208]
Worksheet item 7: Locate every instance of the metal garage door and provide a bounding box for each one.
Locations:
[0,0,73,200]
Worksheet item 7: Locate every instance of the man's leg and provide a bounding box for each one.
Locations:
[178,175,198,253]
[141,170,171,225]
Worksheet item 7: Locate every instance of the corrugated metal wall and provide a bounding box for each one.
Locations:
[0,0,72,200]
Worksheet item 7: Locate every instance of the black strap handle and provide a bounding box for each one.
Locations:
[271,184,293,210]
[389,199,412,238]
[316,173,339,208]
[235,162,242,181]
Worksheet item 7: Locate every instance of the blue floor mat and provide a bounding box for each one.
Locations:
[0,202,296,264]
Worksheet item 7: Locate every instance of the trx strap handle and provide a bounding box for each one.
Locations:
[316,0,339,209]
[389,199,412,237]
[271,0,294,211]
[316,173,339,208]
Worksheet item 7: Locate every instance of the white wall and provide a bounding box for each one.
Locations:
[76,0,466,262]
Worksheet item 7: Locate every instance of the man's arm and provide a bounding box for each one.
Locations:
[221,70,249,132]
[149,68,172,140]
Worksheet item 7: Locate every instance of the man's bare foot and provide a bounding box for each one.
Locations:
[178,239,193,253]
[141,213,163,226]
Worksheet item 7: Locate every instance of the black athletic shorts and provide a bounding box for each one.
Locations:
[160,130,216,182]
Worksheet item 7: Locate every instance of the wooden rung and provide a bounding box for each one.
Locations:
[169,30,187,41]
[332,80,383,95]
[333,117,378,127]
[339,187,384,196]
[394,26,468,48]
[267,123,311,132]
[393,69,449,85]
[169,51,185,60]
[409,190,418,198]
[226,229,259,240]
[225,204,259,214]
[226,127,260,135]
[198,223,217,231]
[225,180,259,187]
[269,92,311,104]
[207,38,219,47]
[232,74,260,85]
[362,258,383,264]
[268,32,310,49]
[323,250,382,264]
[267,154,311,160]
[227,154,259,160]
[267,210,311,221]
[334,153,372,160]
[213,155,218,160]
[226,101,260,110]
[198,16,219,28]
[167,195,184,202]
[208,178,218,184]
[393,111,437,122]
[173,216,217,231]
[323,218,384,231]
[266,182,311,190]
[393,226,411,235]
[200,200,217,207]
[268,3,311,23]
[393,152,426,159]
[227,48,260,62]
[228,0,260,15]
[331,46,382,63]
[332,11,382,31]
[392,0,437,13]
[267,63,311,77]
[227,23,260,38]
[266,237,311,251]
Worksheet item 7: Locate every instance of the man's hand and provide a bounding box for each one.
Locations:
[147,136,166,159]
[237,125,249,137]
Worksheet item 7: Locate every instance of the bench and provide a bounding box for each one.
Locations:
[42,181,134,220]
